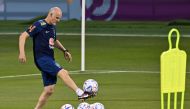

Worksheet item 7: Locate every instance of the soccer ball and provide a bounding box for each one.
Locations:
[90,102,105,109]
[77,102,90,109]
[83,79,98,94]
[60,104,74,109]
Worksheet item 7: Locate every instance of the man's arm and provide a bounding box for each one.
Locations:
[55,40,72,62]
[54,40,67,52]
[18,32,29,63]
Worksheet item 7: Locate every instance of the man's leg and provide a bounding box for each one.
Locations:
[34,85,55,109]
[57,69,83,96]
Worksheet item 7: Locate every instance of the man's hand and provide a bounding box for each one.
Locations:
[64,51,72,62]
[18,53,26,63]
[54,40,72,62]
[18,32,29,63]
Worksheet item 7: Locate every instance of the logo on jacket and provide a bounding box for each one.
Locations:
[49,38,54,49]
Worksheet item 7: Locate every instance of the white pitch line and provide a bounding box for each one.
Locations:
[0,70,79,79]
[0,74,40,79]
[0,32,20,35]
[0,70,189,79]
[0,70,153,79]
[0,70,188,79]
[0,32,189,37]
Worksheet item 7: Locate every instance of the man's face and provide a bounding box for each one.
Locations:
[50,12,62,25]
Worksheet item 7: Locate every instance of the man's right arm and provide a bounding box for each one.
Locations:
[18,31,29,63]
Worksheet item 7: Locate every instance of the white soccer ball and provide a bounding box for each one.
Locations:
[83,79,98,94]
[60,104,74,109]
[90,102,105,109]
[77,102,90,109]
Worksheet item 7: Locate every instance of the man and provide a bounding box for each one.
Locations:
[18,7,92,109]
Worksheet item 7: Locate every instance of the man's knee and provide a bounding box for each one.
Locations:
[58,69,69,77]
[44,86,54,95]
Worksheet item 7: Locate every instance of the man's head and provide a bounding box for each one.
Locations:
[46,7,62,25]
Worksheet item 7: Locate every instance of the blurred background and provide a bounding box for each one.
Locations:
[1,0,190,20]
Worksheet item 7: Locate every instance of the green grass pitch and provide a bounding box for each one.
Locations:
[0,20,190,109]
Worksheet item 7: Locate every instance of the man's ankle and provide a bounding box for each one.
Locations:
[76,88,84,96]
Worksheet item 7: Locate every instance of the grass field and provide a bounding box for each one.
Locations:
[0,21,190,109]
[1,20,190,35]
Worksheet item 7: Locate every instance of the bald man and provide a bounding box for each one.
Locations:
[18,7,92,109]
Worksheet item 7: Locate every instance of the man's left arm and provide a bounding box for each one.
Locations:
[55,40,72,62]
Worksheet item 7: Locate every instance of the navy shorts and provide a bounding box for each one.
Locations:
[36,56,62,86]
